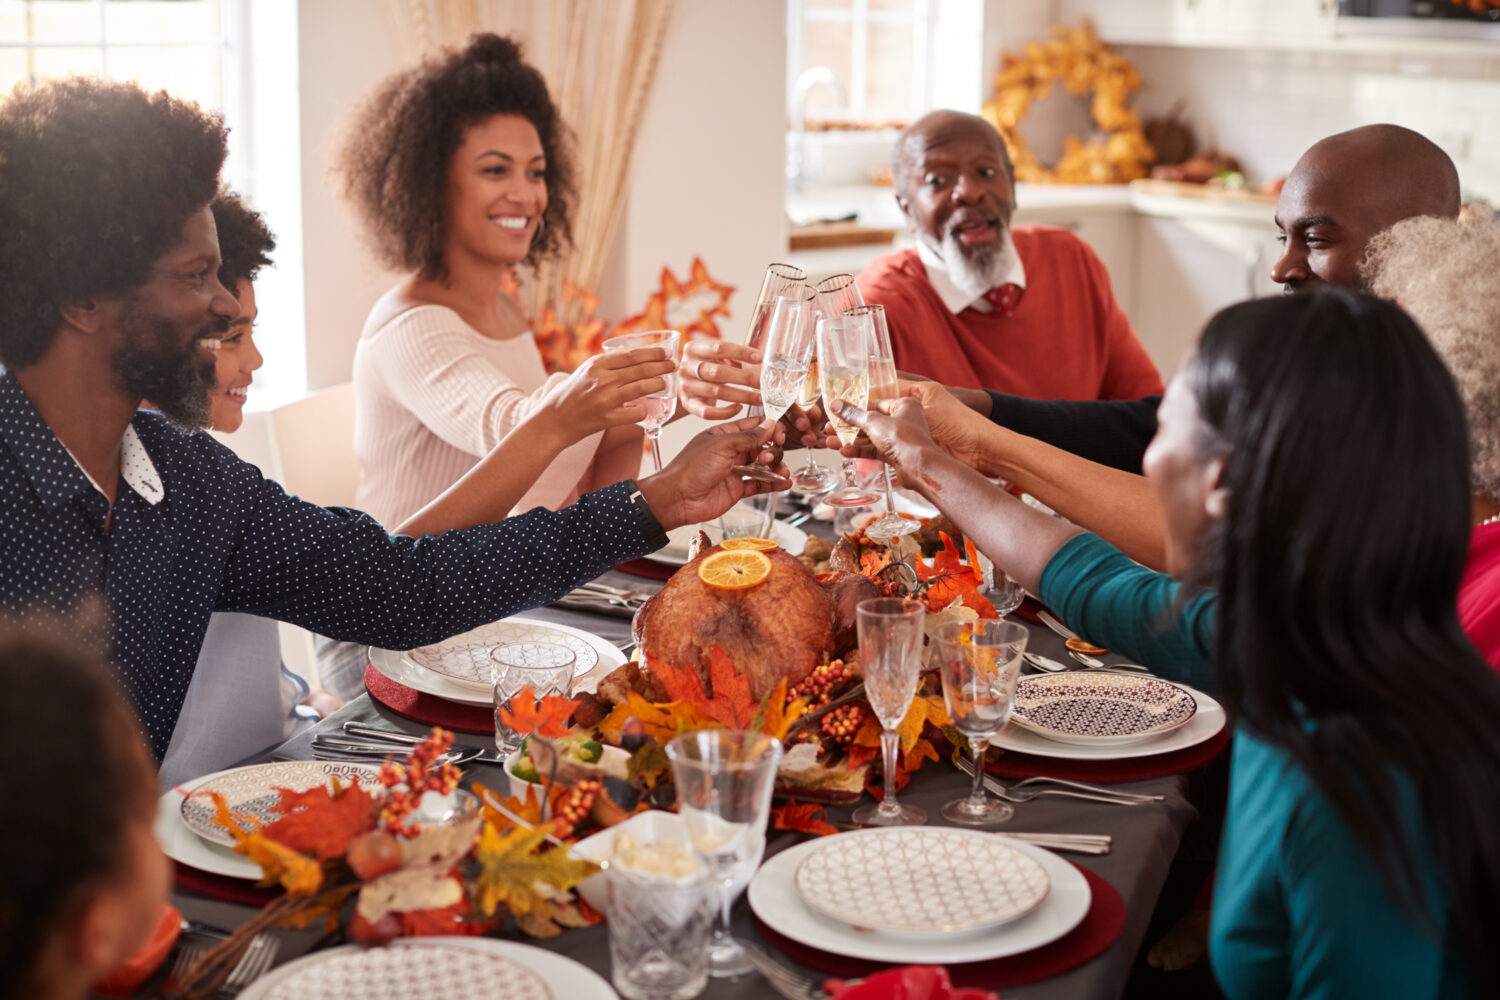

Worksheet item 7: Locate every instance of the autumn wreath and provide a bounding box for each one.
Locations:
[981,19,1154,185]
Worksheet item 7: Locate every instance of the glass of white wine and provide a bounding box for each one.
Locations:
[602,329,680,472]
[847,304,920,539]
[815,313,881,507]
[787,332,837,496]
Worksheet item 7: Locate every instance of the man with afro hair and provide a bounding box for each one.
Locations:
[0,76,786,758]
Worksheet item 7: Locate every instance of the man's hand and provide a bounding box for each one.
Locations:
[679,339,763,419]
[828,397,941,495]
[898,380,988,467]
[637,417,790,530]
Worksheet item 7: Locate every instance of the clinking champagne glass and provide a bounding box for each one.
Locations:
[847,304,921,540]
[851,598,928,826]
[935,620,1028,827]
[602,329,681,473]
[665,729,784,978]
[815,313,881,507]
[788,314,837,495]
[731,263,808,484]
[747,288,818,531]
[813,272,864,320]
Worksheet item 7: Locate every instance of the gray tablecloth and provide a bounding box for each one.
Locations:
[171,566,1203,1000]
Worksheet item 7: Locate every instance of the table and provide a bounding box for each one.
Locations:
[169,565,1204,1000]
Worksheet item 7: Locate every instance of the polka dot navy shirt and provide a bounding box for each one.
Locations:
[0,373,667,759]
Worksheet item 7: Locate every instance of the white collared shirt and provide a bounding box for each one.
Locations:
[61,424,166,505]
[915,235,1027,315]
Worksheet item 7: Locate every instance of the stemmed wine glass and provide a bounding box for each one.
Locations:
[934,620,1028,826]
[813,272,864,319]
[731,263,808,483]
[851,598,928,826]
[815,313,881,507]
[788,326,837,496]
[602,328,681,473]
[665,729,784,978]
[847,304,920,540]
[741,287,818,524]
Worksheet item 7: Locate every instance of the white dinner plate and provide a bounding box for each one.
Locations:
[156,768,272,881]
[409,619,603,692]
[368,617,624,707]
[748,834,1090,964]
[239,937,617,1000]
[654,519,810,566]
[993,682,1225,760]
[1009,672,1198,747]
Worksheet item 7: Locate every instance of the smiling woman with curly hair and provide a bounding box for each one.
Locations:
[334,33,674,544]
[1364,212,1500,665]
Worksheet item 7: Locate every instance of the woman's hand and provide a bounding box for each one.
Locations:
[828,397,942,495]
[537,347,676,441]
[637,417,790,530]
[678,339,762,419]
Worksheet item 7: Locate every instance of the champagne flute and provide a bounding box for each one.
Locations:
[848,304,920,540]
[815,313,881,507]
[851,598,928,826]
[665,729,783,978]
[935,620,1028,826]
[602,328,681,473]
[788,326,837,495]
[731,263,808,483]
[813,272,864,319]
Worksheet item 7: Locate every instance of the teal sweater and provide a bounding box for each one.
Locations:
[1038,533,1470,999]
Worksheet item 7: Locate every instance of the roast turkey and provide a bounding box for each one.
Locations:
[630,532,878,700]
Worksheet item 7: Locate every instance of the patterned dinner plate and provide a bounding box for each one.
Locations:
[180,761,381,848]
[408,618,600,691]
[241,939,557,1000]
[794,827,1050,936]
[1009,672,1198,747]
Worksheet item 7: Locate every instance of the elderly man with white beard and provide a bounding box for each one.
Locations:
[856,110,1162,401]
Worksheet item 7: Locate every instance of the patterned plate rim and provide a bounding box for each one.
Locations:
[243,938,554,1000]
[180,761,382,848]
[1009,672,1198,742]
[408,621,601,690]
[793,827,1051,935]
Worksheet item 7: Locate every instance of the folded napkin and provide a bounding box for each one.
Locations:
[826,966,1000,1000]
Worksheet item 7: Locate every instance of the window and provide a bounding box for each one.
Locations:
[787,0,931,130]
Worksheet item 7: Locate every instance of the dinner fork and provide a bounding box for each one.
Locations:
[743,940,836,1000]
[168,927,280,997]
[956,758,1158,806]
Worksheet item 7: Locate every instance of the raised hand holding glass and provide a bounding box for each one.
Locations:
[602,329,681,472]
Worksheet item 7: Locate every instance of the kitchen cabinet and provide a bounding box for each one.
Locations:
[1060,0,1338,48]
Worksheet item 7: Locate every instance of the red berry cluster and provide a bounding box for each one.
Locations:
[377,726,463,835]
[820,703,868,747]
[790,659,853,708]
[552,779,601,839]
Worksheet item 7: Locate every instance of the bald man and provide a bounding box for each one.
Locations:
[854,110,1164,401]
[967,123,1464,473]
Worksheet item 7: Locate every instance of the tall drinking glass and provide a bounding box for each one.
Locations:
[665,729,783,978]
[490,642,575,755]
[847,304,920,540]
[731,264,808,484]
[851,598,928,826]
[602,329,681,472]
[935,620,1028,826]
[788,311,837,496]
[816,314,881,507]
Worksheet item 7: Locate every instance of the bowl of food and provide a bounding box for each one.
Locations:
[504,734,630,800]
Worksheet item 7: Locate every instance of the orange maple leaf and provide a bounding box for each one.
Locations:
[210,793,324,895]
[476,782,546,833]
[597,692,715,745]
[754,678,809,741]
[259,779,379,862]
[498,687,579,738]
[771,799,838,837]
[652,646,759,729]
[913,532,999,617]
[850,696,949,780]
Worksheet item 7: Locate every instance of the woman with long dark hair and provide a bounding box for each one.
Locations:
[837,290,1498,996]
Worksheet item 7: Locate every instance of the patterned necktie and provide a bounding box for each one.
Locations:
[983,283,1024,318]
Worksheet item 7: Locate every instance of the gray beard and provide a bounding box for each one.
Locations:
[922,228,1010,301]
[111,301,218,430]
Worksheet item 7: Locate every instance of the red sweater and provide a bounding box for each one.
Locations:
[1462,520,1500,669]
[855,227,1164,400]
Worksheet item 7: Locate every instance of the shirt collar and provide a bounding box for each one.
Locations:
[916,234,1027,315]
[0,372,165,508]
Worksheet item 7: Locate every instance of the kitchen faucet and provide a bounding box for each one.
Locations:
[787,66,848,193]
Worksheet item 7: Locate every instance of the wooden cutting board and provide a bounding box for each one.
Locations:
[789,220,898,250]
[1129,178,1278,204]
